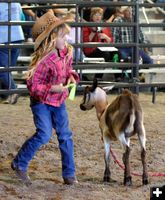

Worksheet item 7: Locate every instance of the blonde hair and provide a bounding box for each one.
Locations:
[26,23,72,80]
[90,7,104,20]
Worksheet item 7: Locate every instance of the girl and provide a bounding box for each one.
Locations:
[11,10,79,185]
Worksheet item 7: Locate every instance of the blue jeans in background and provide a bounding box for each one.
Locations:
[0,41,21,90]
[119,47,153,64]
[12,102,76,179]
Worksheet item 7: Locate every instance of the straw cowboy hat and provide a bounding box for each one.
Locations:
[52,4,68,16]
[32,9,72,50]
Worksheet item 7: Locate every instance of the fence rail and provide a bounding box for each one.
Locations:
[0,0,165,102]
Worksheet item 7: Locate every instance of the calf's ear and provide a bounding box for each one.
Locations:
[102,85,114,93]
[91,78,98,92]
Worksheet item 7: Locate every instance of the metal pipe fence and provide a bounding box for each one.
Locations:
[0,0,165,102]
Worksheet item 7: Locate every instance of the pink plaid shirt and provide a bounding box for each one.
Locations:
[27,47,79,107]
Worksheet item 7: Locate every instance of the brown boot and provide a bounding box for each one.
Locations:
[63,177,78,185]
[10,94,19,104]
[11,162,32,186]
[3,95,12,104]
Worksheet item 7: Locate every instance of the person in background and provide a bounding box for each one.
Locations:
[78,0,94,22]
[11,10,79,185]
[83,7,114,61]
[156,0,165,30]
[103,7,117,23]
[21,4,37,43]
[0,2,24,104]
[83,7,115,79]
[66,8,84,61]
[112,6,153,64]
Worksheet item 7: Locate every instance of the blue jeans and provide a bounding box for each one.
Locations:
[13,102,76,178]
[0,41,22,90]
[119,48,153,64]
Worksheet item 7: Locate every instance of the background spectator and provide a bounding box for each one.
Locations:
[22,4,37,43]
[156,0,165,30]
[83,7,114,60]
[66,8,84,61]
[0,3,24,104]
[112,6,153,64]
[83,7,115,79]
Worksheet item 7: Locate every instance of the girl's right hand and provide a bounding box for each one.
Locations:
[50,84,64,93]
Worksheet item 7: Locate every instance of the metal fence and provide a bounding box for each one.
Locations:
[0,0,165,102]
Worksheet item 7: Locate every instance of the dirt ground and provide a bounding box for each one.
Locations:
[0,92,165,200]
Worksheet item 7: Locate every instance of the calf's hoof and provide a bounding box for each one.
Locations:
[124,176,132,186]
[142,174,149,185]
[103,176,110,182]
[143,178,149,185]
[103,176,117,183]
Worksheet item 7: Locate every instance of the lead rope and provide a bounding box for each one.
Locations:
[110,148,165,177]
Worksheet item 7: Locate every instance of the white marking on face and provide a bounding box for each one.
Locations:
[83,92,95,109]
[82,87,107,110]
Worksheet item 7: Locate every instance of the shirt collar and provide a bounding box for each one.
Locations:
[58,47,68,58]
[48,47,68,64]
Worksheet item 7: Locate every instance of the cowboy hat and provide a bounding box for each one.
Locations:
[32,9,72,50]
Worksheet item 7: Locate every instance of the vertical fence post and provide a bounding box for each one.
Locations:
[132,0,140,94]
[79,6,84,81]
[75,4,79,65]
[8,2,12,90]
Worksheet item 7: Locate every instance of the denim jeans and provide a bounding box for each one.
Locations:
[0,41,21,90]
[13,102,76,178]
[119,47,153,64]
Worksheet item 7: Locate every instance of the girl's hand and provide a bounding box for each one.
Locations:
[67,75,76,85]
[50,84,64,93]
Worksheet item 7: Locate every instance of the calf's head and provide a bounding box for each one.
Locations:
[80,79,110,111]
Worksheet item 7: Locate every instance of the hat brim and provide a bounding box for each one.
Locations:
[53,8,68,15]
[34,17,72,51]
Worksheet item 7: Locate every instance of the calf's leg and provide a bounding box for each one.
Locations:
[123,145,132,186]
[119,133,132,186]
[138,124,148,185]
[103,136,111,182]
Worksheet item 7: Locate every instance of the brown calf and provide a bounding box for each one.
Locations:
[80,79,148,186]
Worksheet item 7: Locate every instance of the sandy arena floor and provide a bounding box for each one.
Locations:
[0,92,165,200]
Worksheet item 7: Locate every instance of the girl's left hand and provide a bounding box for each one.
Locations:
[67,75,76,85]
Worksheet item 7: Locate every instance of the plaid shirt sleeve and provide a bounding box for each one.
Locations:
[27,60,52,101]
